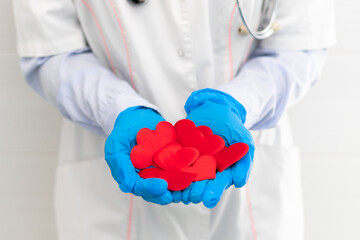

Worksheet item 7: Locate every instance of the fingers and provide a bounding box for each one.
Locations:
[107,152,169,199]
[134,175,173,205]
[142,191,173,205]
[181,180,208,204]
[133,177,169,197]
[110,153,172,205]
[106,139,251,207]
[232,151,252,188]
[107,153,137,193]
[181,186,191,205]
[202,169,232,208]
[189,180,208,204]
[171,191,182,203]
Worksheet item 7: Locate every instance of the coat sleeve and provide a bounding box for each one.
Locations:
[20,48,159,136]
[217,48,327,130]
[13,0,87,57]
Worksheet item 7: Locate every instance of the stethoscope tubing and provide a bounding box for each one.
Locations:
[236,0,278,40]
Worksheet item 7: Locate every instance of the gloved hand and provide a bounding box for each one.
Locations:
[105,106,173,205]
[182,88,255,208]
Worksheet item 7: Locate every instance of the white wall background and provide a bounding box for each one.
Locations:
[0,1,61,239]
[1,0,359,239]
[289,1,360,238]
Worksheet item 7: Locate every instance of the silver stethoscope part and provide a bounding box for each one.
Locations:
[236,0,278,40]
[129,0,278,40]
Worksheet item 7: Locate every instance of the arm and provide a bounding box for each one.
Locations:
[20,48,174,204]
[20,48,158,136]
[217,47,327,130]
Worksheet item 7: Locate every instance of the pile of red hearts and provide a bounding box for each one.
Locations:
[130,119,249,191]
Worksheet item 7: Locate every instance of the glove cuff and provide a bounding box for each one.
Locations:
[184,88,247,124]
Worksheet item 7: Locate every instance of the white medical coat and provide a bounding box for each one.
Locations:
[13,0,335,239]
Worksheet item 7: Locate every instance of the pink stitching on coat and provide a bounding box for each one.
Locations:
[228,3,238,80]
[80,0,117,74]
[126,195,134,240]
[246,185,258,240]
[108,0,135,89]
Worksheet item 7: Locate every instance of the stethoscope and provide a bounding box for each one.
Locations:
[128,0,279,40]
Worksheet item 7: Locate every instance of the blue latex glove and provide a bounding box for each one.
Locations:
[105,106,173,205]
[183,88,255,208]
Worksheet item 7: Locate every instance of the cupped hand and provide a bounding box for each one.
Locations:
[105,106,173,205]
[180,89,254,208]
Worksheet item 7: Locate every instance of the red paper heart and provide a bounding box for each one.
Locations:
[136,121,176,149]
[153,143,199,170]
[215,142,249,172]
[178,129,225,155]
[133,120,249,190]
[139,168,196,191]
[138,167,163,178]
[183,155,216,181]
[196,125,213,136]
[130,144,154,169]
[175,119,213,137]
[174,119,196,138]
[130,121,176,169]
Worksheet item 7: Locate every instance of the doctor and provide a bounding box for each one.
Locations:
[13,0,335,239]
